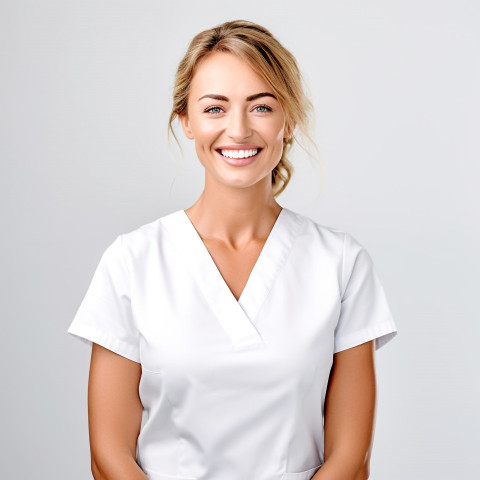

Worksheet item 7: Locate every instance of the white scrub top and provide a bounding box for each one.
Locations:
[68,207,397,480]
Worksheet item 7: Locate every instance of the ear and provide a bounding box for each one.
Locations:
[284,119,295,139]
[179,113,194,139]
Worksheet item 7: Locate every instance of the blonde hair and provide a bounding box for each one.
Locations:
[169,20,316,197]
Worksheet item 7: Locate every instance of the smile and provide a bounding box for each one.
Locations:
[215,147,262,167]
[219,148,260,159]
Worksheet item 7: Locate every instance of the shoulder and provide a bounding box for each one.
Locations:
[114,209,183,259]
[285,208,370,276]
[285,207,358,250]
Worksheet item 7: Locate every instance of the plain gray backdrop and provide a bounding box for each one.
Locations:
[1,1,479,479]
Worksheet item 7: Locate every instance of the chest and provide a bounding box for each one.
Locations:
[135,244,341,421]
[133,233,341,364]
[128,209,343,386]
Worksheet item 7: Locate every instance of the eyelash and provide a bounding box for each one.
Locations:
[254,104,272,113]
[203,104,273,115]
[204,106,223,115]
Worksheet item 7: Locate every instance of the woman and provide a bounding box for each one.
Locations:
[68,20,397,480]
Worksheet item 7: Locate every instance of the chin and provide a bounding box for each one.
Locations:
[217,171,271,190]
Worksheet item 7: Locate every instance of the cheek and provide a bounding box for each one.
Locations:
[262,115,286,145]
[190,116,220,142]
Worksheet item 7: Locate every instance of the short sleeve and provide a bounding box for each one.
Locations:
[67,234,140,363]
[334,232,398,353]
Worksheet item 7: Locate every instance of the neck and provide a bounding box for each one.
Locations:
[184,174,282,244]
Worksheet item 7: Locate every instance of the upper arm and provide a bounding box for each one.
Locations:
[323,340,376,478]
[88,343,143,473]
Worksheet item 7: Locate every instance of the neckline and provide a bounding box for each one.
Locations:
[180,207,287,304]
[163,205,303,349]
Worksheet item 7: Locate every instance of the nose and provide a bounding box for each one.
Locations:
[226,108,252,141]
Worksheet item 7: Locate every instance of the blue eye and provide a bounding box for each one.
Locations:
[254,105,272,113]
[205,106,223,114]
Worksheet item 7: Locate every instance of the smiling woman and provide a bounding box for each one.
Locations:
[168,20,314,197]
[68,19,397,480]
[178,52,288,189]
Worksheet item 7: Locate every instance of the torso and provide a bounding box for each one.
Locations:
[69,206,397,480]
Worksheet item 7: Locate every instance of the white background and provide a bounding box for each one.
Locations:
[1,1,479,479]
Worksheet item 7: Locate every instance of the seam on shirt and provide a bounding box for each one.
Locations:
[334,320,397,353]
[119,234,139,333]
[68,323,141,363]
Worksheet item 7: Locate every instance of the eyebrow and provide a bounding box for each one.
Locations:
[197,92,277,102]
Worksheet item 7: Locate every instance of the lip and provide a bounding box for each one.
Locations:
[216,144,262,150]
[215,147,262,167]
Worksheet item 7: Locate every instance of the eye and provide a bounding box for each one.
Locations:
[204,106,224,115]
[253,104,272,113]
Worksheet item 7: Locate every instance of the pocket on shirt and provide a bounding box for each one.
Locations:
[143,467,197,480]
[281,464,322,480]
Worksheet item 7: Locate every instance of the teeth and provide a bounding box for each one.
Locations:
[220,149,258,159]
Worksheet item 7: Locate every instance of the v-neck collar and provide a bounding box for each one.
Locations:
[163,206,304,350]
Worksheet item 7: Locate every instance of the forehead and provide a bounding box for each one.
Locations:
[190,52,273,98]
